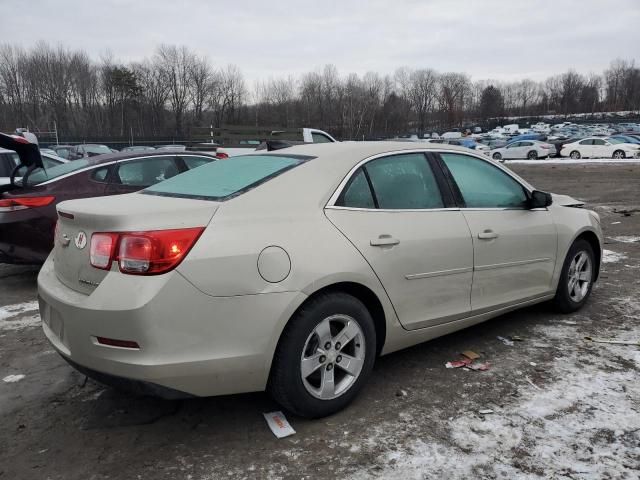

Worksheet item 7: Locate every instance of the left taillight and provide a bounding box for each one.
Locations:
[89,227,204,275]
[0,196,55,212]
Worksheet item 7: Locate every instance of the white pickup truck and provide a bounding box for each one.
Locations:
[206,128,337,157]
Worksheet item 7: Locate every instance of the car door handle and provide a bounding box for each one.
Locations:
[370,235,400,247]
[477,230,498,240]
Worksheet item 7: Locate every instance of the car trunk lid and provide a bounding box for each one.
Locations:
[54,193,219,294]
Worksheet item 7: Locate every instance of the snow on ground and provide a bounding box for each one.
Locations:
[349,312,640,480]
[610,235,640,243]
[2,374,26,383]
[0,301,41,331]
[505,159,640,165]
[602,249,627,263]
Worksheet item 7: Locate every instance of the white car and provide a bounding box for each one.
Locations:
[38,142,603,418]
[0,148,68,186]
[560,137,640,159]
[491,140,555,160]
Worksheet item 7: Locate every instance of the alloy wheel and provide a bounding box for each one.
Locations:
[567,251,592,302]
[570,151,581,159]
[300,314,365,400]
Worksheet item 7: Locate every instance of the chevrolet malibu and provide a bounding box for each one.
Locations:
[38,142,603,418]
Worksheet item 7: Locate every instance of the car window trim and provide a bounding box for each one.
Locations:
[433,151,533,211]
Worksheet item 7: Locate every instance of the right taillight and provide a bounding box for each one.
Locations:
[89,228,204,275]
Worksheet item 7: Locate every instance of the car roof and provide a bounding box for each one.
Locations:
[71,149,218,167]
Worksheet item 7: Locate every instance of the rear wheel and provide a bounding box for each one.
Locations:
[553,239,595,313]
[492,152,502,160]
[268,292,376,418]
[612,150,625,159]
[527,150,538,160]
[570,150,581,159]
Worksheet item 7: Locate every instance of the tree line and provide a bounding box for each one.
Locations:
[1,41,639,142]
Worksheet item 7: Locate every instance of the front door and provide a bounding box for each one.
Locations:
[325,152,474,330]
[439,152,558,311]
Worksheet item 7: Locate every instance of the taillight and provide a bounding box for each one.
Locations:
[216,152,229,159]
[0,196,55,212]
[89,228,204,275]
[90,233,119,270]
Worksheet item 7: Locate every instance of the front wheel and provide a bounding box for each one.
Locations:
[492,152,502,160]
[553,239,595,313]
[612,150,625,159]
[268,292,376,418]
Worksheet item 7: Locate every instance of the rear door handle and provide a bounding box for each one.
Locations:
[477,230,498,240]
[370,235,400,247]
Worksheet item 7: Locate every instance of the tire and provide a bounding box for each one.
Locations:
[527,150,538,160]
[268,292,376,418]
[553,239,596,313]
[612,150,625,159]
[492,152,502,160]
[570,150,581,159]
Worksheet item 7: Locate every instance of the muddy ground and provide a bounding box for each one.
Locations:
[1,163,639,480]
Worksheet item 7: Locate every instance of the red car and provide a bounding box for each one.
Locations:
[0,150,217,264]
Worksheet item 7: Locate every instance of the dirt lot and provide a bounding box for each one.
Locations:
[1,163,639,480]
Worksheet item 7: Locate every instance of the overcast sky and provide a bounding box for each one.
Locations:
[5,0,640,83]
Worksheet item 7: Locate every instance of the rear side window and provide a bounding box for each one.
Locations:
[144,154,312,201]
[592,139,606,146]
[441,153,527,209]
[338,153,444,210]
[116,156,179,186]
[338,169,375,208]
[181,155,214,169]
[579,139,593,145]
[92,167,109,182]
[23,159,91,184]
[311,133,333,143]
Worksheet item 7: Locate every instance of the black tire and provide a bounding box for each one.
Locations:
[570,150,581,159]
[527,150,538,160]
[612,150,625,159]
[553,239,595,313]
[492,152,502,160]
[268,292,376,418]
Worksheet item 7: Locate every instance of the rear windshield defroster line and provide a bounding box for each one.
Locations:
[141,154,315,201]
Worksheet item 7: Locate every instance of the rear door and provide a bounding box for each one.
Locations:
[591,138,608,157]
[104,155,180,194]
[438,152,557,311]
[325,152,473,330]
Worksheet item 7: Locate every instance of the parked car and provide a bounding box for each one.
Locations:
[491,140,555,160]
[608,135,640,145]
[121,146,156,152]
[69,144,113,159]
[447,138,490,155]
[39,148,58,156]
[38,142,602,418]
[1,148,68,186]
[0,151,218,264]
[216,128,337,157]
[548,137,583,158]
[155,144,187,152]
[560,137,640,159]
[49,145,75,159]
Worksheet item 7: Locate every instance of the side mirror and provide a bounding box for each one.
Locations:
[530,190,553,209]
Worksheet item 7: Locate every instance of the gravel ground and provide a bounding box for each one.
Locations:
[1,163,639,480]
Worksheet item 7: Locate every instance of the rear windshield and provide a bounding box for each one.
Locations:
[143,154,312,201]
[20,159,91,185]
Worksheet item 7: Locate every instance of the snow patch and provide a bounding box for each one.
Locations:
[505,158,640,165]
[0,301,40,331]
[3,374,25,383]
[602,249,627,263]
[610,235,640,243]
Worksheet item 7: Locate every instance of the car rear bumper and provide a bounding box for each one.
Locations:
[38,256,306,397]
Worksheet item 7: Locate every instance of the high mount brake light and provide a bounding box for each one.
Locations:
[89,227,204,275]
[0,196,55,212]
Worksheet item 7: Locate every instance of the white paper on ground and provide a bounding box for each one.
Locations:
[263,411,296,438]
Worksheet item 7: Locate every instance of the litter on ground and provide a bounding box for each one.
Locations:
[584,336,640,346]
[461,350,480,360]
[3,374,25,383]
[263,411,296,439]
[496,336,514,346]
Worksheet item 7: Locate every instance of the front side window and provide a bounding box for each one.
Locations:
[592,139,606,146]
[441,153,527,209]
[116,156,179,186]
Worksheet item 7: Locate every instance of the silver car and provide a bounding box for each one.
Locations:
[491,140,555,160]
[38,142,602,417]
